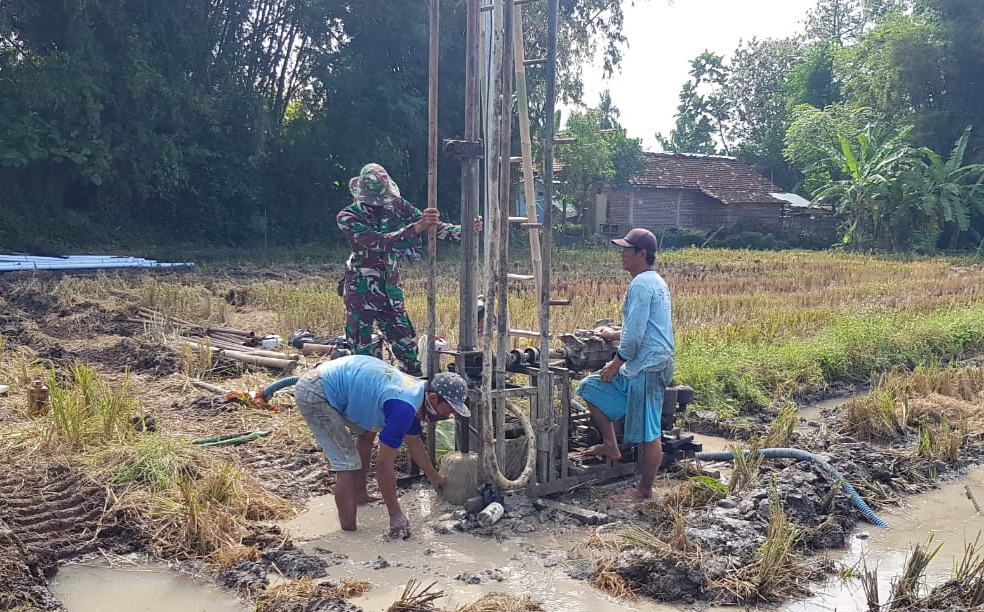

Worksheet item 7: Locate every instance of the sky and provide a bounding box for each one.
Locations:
[569,0,819,151]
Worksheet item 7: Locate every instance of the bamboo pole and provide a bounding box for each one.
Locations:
[190,379,231,395]
[512,6,544,306]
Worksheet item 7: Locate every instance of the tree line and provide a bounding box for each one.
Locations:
[656,0,984,252]
[0,0,628,252]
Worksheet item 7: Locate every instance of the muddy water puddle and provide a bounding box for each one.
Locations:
[48,467,984,612]
[785,464,984,612]
[48,419,983,612]
[50,562,249,612]
[281,488,676,612]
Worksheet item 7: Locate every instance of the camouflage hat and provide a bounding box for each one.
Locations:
[430,372,470,418]
[360,163,388,195]
[350,163,401,205]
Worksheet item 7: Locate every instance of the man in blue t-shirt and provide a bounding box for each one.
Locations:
[293,355,471,536]
[575,227,675,501]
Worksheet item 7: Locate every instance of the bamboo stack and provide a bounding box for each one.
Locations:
[128,308,299,373]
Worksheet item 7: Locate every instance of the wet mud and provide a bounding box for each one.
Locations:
[1,270,982,612]
[0,464,136,610]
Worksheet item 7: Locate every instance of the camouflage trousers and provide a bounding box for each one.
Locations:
[342,272,419,371]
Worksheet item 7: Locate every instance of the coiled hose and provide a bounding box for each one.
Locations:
[482,397,537,491]
[262,376,298,400]
[695,447,888,527]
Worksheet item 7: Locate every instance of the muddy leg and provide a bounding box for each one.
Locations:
[635,439,662,500]
[584,402,621,461]
[355,431,381,504]
[333,470,360,531]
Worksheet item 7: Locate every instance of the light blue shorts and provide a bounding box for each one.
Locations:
[294,368,369,471]
[575,359,674,444]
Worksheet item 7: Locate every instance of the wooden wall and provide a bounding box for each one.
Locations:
[599,188,785,235]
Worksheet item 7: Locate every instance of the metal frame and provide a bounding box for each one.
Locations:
[438,0,700,498]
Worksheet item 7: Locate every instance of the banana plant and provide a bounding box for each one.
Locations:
[911,126,984,250]
[810,122,917,250]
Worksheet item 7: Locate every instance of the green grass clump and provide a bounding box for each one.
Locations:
[90,434,196,491]
[44,364,141,450]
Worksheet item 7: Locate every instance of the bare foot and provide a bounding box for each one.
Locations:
[611,489,650,504]
[357,493,382,505]
[584,444,621,461]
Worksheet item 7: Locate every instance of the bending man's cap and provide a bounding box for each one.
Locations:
[430,372,471,418]
[612,228,658,255]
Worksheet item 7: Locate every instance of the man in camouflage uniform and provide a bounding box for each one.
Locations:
[338,163,479,376]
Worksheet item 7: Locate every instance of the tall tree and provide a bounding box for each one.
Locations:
[722,37,802,189]
[558,94,645,219]
[656,51,729,155]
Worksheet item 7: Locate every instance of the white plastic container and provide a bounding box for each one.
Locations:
[477,501,504,527]
[260,335,283,350]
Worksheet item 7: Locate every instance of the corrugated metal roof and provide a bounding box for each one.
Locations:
[631,152,786,205]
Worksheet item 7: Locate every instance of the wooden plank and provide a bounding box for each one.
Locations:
[533,498,609,525]
[490,386,537,399]
[527,461,640,497]
[507,273,535,281]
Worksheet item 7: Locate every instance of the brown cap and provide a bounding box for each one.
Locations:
[612,228,658,255]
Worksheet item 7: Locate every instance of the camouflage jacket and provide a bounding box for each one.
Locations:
[337,198,461,284]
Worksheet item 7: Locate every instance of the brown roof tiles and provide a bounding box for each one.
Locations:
[631,152,785,205]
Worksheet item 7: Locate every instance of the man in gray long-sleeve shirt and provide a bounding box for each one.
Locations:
[575,227,674,501]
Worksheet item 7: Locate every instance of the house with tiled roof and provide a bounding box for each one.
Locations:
[593,152,832,238]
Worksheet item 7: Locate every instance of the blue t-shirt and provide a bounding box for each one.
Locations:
[318,355,424,448]
[617,270,674,378]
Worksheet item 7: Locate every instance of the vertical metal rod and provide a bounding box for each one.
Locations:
[494,0,514,467]
[538,0,559,481]
[426,0,440,466]
[457,0,481,456]
[481,0,504,481]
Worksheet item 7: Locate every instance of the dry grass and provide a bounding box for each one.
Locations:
[388,580,445,612]
[254,575,371,612]
[107,456,293,559]
[589,559,640,601]
[208,542,261,569]
[840,365,984,462]
[726,444,763,494]
[841,388,906,442]
[953,532,984,607]
[762,406,797,447]
[455,593,546,612]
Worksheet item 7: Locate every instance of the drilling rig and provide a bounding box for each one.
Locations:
[427,0,700,500]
